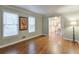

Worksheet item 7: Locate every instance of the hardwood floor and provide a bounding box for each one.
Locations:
[0,34,79,54]
[0,35,49,54]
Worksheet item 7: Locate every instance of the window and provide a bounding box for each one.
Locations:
[28,16,35,33]
[3,12,18,37]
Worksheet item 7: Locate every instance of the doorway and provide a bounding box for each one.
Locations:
[49,16,62,37]
[48,16,63,53]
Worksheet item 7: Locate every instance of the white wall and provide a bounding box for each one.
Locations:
[1,5,79,47]
[63,26,79,41]
[43,13,79,41]
[0,6,43,46]
[62,13,79,41]
[0,10,2,39]
[42,16,48,35]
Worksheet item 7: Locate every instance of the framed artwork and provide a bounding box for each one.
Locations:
[19,16,28,30]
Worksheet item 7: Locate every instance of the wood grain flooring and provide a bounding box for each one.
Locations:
[0,34,79,54]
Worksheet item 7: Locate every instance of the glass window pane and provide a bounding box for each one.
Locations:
[28,16,35,33]
[3,12,18,37]
[29,16,35,24]
[29,25,35,32]
[3,12,18,24]
[3,25,18,37]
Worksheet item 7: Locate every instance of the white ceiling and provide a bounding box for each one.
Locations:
[15,5,79,16]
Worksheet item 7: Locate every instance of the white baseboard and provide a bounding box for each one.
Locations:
[0,34,42,48]
[42,34,48,36]
[64,37,79,43]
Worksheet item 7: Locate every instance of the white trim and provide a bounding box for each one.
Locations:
[64,37,79,43]
[0,34,42,48]
[42,34,48,35]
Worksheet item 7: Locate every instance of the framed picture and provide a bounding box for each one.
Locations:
[19,16,28,30]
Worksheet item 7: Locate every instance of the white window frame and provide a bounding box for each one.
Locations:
[28,16,35,33]
[3,12,19,37]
